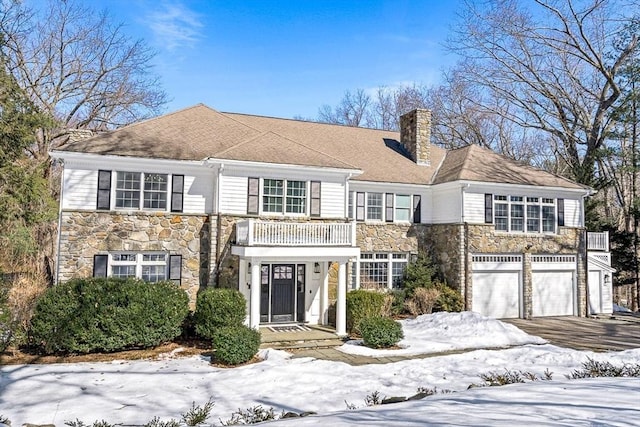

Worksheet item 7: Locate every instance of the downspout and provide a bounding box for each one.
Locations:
[54,158,66,285]
[215,163,224,287]
[461,183,470,309]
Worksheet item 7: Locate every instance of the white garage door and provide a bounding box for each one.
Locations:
[472,271,521,318]
[532,255,576,317]
[472,255,522,319]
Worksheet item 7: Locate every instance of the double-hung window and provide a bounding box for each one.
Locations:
[262,179,307,214]
[395,195,411,222]
[115,172,168,210]
[366,193,383,221]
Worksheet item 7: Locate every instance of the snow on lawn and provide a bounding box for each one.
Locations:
[1,312,640,426]
[339,311,546,356]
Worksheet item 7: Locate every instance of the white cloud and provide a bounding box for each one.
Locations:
[147,2,203,51]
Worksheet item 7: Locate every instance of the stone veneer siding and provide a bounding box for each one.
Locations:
[399,109,431,166]
[58,211,210,306]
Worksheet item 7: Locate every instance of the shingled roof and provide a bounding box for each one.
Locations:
[433,144,586,189]
[57,104,585,189]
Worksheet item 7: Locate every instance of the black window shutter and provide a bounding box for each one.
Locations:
[484,194,493,224]
[356,192,365,221]
[310,181,321,217]
[97,170,111,210]
[557,198,565,227]
[171,175,184,212]
[169,254,182,285]
[247,177,259,214]
[93,254,108,277]
[385,193,394,222]
[413,195,421,223]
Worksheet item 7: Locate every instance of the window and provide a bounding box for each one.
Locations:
[358,253,409,290]
[263,179,284,213]
[262,179,307,214]
[493,195,557,233]
[108,253,168,282]
[367,193,383,220]
[395,195,411,222]
[115,172,168,210]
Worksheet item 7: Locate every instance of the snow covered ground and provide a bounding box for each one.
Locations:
[1,312,640,426]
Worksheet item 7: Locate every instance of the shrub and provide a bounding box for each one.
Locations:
[220,405,280,425]
[405,287,441,316]
[359,316,403,349]
[29,277,189,354]
[434,283,464,312]
[194,288,246,339]
[212,325,261,365]
[346,290,386,335]
[401,254,437,296]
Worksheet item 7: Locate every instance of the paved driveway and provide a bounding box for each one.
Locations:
[504,316,640,352]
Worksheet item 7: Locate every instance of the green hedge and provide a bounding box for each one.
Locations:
[346,290,386,335]
[359,316,404,349]
[194,288,246,339]
[29,278,189,354]
[213,325,261,365]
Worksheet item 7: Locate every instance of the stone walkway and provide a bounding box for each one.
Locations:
[262,315,640,365]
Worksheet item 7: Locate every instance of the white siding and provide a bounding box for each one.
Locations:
[463,192,486,223]
[320,181,345,218]
[563,198,581,227]
[182,169,213,214]
[63,168,98,210]
[431,187,462,223]
[220,175,248,214]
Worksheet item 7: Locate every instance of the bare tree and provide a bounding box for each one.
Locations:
[0,0,168,158]
[318,89,371,127]
[447,0,639,186]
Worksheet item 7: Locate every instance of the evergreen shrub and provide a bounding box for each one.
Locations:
[346,289,386,335]
[359,316,404,349]
[212,325,260,365]
[29,277,189,354]
[194,288,246,339]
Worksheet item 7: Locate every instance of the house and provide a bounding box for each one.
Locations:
[50,105,613,335]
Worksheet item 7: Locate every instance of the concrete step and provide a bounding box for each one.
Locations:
[260,338,346,350]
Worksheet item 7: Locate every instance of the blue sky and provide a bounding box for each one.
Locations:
[85,1,461,119]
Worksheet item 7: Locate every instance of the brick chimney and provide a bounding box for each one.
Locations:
[400,109,431,166]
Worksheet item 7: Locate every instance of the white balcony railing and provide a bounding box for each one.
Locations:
[236,219,357,247]
[587,231,609,252]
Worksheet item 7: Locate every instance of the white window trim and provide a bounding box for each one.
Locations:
[355,252,409,290]
[112,171,173,212]
[259,178,310,217]
[494,195,556,234]
[349,191,414,223]
[108,252,169,282]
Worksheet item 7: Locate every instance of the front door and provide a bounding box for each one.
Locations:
[271,264,296,322]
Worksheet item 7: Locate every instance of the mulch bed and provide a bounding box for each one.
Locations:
[0,338,212,365]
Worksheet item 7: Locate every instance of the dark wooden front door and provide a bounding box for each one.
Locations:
[271,264,295,322]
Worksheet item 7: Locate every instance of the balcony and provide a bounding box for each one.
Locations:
[587,231,609,252]
[235,219,357,247]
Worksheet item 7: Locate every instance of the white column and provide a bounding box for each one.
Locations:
[250,260,261,329]
[336,261,347,336]
[320,262,329,325]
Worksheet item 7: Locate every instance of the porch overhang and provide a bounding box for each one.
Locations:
[231,245,360,261]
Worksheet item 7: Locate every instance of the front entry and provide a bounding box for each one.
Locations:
[260,264,306,323]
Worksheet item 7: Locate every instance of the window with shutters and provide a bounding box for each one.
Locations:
[492,195,558,234]
[262,179,308,214]
[349,191,420,222]
[104,171,182,212]
[103,252,176,283]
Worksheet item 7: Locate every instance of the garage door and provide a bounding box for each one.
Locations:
[472,255,522,319]
[532,255,576,317]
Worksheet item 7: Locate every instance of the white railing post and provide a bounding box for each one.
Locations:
[351,221,357,246]
[247,219,254,246]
